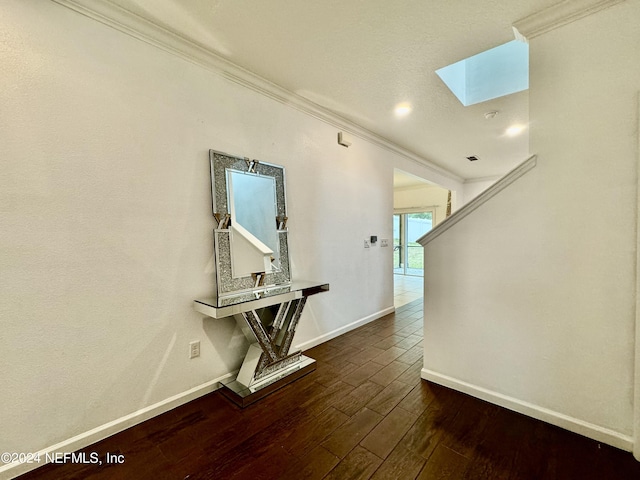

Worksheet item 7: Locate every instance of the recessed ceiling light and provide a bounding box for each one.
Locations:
[394,103,412,117]
[506,124,526,136]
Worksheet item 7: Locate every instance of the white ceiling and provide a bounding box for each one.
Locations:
[109,0,560,181]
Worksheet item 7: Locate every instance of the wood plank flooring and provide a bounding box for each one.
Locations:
[19,299,640,479]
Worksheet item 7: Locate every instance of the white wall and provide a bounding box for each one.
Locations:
[462,177,499,204]
[394,178,497,227]
[0,0,463,466]
[393,184,450,226]
[421,1,640,450]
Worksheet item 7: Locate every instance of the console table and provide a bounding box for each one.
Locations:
[194,281,329,407]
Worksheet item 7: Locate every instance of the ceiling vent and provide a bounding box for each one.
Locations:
[466,155,480,162]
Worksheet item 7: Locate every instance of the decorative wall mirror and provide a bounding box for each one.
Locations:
[209,150,291,296]
[196,149,328,407]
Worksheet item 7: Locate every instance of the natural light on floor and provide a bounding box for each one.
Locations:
[394,274,423,308]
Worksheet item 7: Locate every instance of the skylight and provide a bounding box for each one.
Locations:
[436,40,529,106]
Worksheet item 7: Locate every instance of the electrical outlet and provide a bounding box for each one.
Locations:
[364,239,370,248]
[380,239,389,247]
[189,341,200,359]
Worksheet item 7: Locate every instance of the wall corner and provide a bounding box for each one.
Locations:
[633,90,640,461]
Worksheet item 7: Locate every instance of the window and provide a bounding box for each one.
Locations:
[393,211,434,276]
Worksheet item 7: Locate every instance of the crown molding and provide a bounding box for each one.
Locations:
[464,175,502,184]
[50,0,463,184]
[394,183,441,193]
[513,0,626,40]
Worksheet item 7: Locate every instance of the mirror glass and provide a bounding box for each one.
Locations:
[210,149,291,296]
[227,169,280,272]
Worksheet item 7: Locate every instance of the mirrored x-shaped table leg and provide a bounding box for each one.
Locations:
[219,297,316,407]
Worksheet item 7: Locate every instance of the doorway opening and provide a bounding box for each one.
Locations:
[393,211,434,277]
[393,169,453,307]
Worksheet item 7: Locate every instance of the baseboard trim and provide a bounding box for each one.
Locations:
[0,372,234,480]
[2,308,395,479]
[295,306,395,352]
[421,368,633,452]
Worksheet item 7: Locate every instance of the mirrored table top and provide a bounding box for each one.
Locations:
[194,281,329,319]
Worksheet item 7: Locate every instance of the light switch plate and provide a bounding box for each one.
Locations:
[380,239,389,247]
[364,239,370,248]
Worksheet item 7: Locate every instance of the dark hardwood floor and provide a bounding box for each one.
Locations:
[20,300,640,479]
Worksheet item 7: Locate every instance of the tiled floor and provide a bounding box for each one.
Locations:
[393,274,423,308]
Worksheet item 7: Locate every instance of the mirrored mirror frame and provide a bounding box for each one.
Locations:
[209,149,291,296]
